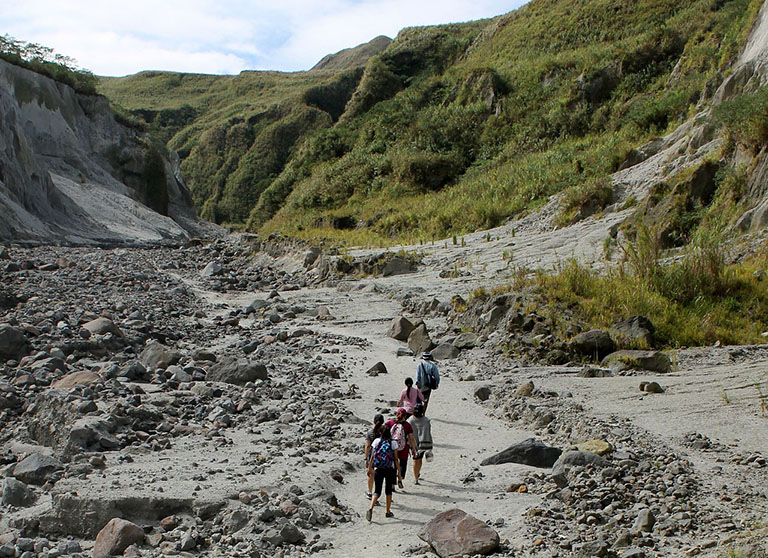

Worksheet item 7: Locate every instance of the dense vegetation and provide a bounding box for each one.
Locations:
[99,0,762,245]
[0,35,97,94]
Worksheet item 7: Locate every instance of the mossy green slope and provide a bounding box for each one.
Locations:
[99,0,761,242]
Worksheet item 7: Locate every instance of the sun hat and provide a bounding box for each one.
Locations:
[421,352,433,361]
[396,407,408,418]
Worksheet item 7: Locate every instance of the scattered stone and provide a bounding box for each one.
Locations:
[631,508,656,535]
[52,370,102,389]
[201,261,223,277]
[408,323,434,355]
[0,324,29,360]
[474,385,492,401]
[93,518,144,558]
[366,361,388,376]
[576,439,613,456]
[12,453,63,485]
[206,357,268,385]
[419,508,500,557]
[480,438,561,468]
[516,381,534,397]
[431,342,460,360]
[453,332,479,350]
[640,381,664,393]
[139,341,180,369]
[610,316,655,348]
[601,350,672,373]
[83,317,124,337]
[2,477,37,507]
[571,329,615,358]
[551,450,607,487]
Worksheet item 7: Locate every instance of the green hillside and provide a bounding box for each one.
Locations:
[99,0,761,244]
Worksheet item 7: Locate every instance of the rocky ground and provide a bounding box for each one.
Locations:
[0,233,766,558]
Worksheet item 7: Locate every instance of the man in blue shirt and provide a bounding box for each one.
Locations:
[415,353,440,414]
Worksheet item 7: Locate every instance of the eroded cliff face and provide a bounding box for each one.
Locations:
[0,59,218,245]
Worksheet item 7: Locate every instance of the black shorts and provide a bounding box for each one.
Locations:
[374,467,396,496]
[421,389,432,402]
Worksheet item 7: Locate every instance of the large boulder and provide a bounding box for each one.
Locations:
[431,342,460,360]
[82,317,123,338]
[2,477,37,507]
[0,325,29,360]
[387,316,414,341]
[453,332,479,350]
[200,261,223,277]
[480,438,561,468]
[408,324,434,355]
[382,255,416,277]
[571,329,615,358]
[601,350,672,373]
[206,357,268,385]
[93,518,144,558]
[13,453,63,485]
[420,508,500,557]
[139,341,180,369]
[610,316,655,348]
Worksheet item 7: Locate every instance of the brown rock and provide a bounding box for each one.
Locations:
[601,350,672,373]
[420,508,500,557]
[52,371,102,389]
[576,439,613,456]
[366,361,388,376]
[93,518,144,558]
[516,381,534,397]
[408,324,434,355]
[387,316,414,341]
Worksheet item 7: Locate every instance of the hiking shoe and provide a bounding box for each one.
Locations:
[365,492,372,499]
[414,478,420,485]
[385,512,394,518]
[366,508,372,522]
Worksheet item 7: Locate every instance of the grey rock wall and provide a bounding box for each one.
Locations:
[0,59,220,245]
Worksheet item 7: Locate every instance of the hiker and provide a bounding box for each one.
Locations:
[408,403,433,485]
[385,408,418,488]
[415,352,440,414]
[364,413,385,500]
[367,425,396,520]
[396,377,423,416]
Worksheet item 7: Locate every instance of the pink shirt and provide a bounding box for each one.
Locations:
[397,387,424,413]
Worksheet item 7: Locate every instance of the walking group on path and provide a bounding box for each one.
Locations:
[364,353,440,521]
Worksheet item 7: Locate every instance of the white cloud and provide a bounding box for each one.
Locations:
[0,0,527,75]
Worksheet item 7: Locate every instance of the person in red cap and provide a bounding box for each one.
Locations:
[385,408,418,488]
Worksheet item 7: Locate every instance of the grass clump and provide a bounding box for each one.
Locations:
[519,228,768,347]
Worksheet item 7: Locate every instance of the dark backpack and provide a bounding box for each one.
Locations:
[420,362,438,390]
[372,439,394,469]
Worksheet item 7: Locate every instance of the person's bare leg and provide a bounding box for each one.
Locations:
[367,472,374,495]
[414,458,422,483]
[385,494,392,514]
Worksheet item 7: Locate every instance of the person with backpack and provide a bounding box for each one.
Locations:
[408,403,433,485]
[415,352,440,414]
[396,377,423,416]
[366,425,397,520]
[364,413,385,500]
[385,408,418,488]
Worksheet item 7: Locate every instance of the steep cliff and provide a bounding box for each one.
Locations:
[0,58,217,245]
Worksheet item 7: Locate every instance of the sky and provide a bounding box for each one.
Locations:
[0,1,528,77]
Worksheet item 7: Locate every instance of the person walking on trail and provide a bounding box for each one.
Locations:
[364,413,385,500]
[385,408,418,489]
[367,425,396,520]
[415,352,440,414]
[396,377,423,416]
[408,403,433,485]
